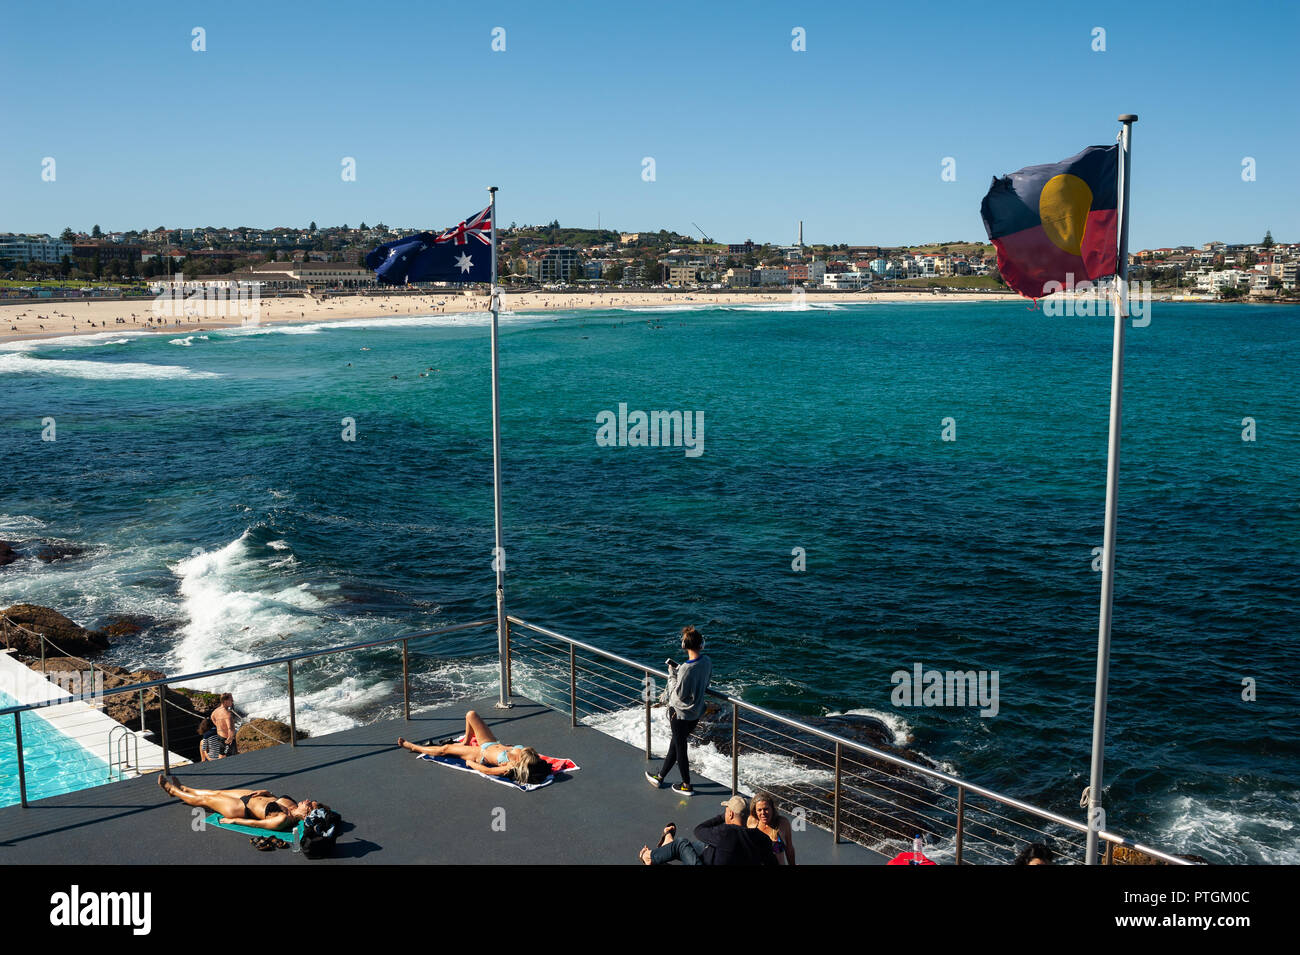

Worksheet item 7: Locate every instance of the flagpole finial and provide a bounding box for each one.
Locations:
[1118,114,1137,123]
[488,185,498,194]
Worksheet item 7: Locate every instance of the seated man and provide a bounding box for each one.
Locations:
[639,795,777,865]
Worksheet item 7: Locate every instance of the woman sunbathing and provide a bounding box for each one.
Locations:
[398,709,551,785]
[157,774,324,832]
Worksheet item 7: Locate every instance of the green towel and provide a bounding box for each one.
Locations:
[205,811,304,843]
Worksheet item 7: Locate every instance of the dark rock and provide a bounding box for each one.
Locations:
[35,542,87,563]
[1,604,109,658]
[0,541,17,566]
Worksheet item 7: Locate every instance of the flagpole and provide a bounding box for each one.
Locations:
[487,185,510,708]
[1085,114,1136,865]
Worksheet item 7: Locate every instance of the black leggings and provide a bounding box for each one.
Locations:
[658,716,700,786]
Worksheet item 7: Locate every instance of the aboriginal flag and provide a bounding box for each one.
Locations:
[980,145,1119,299]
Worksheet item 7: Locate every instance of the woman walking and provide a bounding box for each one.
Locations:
[645,626,712,796]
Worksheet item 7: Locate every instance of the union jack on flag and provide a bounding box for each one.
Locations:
[436,206,493,246]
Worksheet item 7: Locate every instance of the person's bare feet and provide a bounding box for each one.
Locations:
[638,846,653,865]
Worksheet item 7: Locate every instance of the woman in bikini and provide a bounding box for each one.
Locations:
[157,775,324,832]
[397,709,551,785]
[747,791,797,865]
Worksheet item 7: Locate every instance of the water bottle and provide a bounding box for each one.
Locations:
[911,833,924,864]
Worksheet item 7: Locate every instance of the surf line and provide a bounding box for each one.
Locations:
[595,402,704,458]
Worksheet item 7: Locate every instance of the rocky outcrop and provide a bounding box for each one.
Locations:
[35,542,87,563]
[1,604,109,658]
[0,541,17,566]
[237,718,305,753]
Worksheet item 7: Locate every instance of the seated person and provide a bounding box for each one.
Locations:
[747,791,797,865]
[639,795,778,865]
[398,708,551,785]
[158,774,323,832]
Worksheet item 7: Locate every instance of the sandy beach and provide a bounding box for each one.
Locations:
[0,288,1021,345]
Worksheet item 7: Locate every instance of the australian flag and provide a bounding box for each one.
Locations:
[365,205,493,285]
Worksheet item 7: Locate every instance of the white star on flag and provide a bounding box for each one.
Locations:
[454,252,474,273]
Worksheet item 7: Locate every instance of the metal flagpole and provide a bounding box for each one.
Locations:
[1085,114,1136,865]
[487,185,511,708]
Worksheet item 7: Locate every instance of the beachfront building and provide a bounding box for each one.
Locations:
[0,234,73,264]
[723,267,755,287]
[823,271,872,289]
[526,247,581,283]
[666,265,700,286]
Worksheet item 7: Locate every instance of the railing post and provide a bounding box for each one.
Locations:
[504,619,513,699]
[1104,840,1114,866]
[157,687,171,775]
[40,635,46,674]
[833,741,842,844]
[287,661,297,746]
[402,640,410,721]
[14,713,28,808]
[955,786,965,865]
[644,697,652,759]
[730,702,739,796]
[569,645,576,728]
[138,688,146,732]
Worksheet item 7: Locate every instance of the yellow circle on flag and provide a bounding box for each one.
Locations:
[1039,174,1093,255]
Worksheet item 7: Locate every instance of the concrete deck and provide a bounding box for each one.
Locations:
[0,697,886,864]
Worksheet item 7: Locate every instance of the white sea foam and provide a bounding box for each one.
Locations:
[0,330,151,353]
[0,353,219,380]
[266,539,292,551]
[0,514,48,531]
[169,530,351,734]
[167,335,207,346]
[213,311,544,339]
[825,707,915,747]
[1161,794,1300,865]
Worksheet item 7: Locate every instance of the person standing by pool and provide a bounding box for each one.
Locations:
[646,626,712,796]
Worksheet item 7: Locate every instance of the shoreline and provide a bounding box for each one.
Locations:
[0,289,1021,345]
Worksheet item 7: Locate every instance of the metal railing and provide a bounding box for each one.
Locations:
[1,618,496,808]
[3,612,1192,864]
[504,615,1193,866]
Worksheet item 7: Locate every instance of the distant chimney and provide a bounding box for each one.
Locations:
[799,221,804,246]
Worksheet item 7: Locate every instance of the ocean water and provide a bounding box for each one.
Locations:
[1,301,1296,862]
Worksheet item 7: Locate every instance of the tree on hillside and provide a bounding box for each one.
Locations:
[1262,230,1274,249]
[359,222,368,230]
[60,227,76,242]
[310,221,317,231]
[92,224,102,238]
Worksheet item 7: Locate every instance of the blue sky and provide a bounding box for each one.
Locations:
[1,0,1296,248]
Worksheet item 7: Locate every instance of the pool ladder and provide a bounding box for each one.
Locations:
[107,724,144,781]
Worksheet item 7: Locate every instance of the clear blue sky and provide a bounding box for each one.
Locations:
[2,0,1296,249]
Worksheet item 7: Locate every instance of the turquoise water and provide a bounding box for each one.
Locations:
[0,690,114,807]
[0,301,1296,859]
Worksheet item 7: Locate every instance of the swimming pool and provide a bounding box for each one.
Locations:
[0,690,114,807]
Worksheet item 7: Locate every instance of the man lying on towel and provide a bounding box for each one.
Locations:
[398,709,552,785]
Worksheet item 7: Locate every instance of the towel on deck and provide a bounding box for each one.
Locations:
[415,734,578,790]
[204,811,304,843]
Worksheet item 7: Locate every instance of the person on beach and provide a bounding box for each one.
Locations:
[157,775,324,832]
[645,626,712,796]
[638,795,777,865]
[397,709,551,785]
[211,693,238,756]
[747,791,797,865]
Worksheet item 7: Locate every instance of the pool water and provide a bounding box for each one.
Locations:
[0,690,115,807]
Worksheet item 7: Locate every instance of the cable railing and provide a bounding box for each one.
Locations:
[1,618,497,808]
[3,612,1193,864]
[504,615,1194,866]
